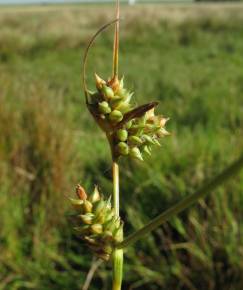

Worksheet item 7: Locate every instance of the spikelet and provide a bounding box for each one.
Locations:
[87,75,133,132]
[83,10,170,162]
[112,108,170,160]
[69,185,123,261]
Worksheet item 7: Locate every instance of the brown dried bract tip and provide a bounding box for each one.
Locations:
[108,75,120,92]
[76,184,87,200]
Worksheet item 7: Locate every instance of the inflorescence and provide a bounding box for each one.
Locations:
[69,185,123,261]
[86,74,170,161]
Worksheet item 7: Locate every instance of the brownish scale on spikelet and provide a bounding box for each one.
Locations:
[69,185,123,261]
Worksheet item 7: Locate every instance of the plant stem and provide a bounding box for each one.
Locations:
[112,2,123,289]
[117,152,243,249]
[112,161,123,290]
[112,0,120,78]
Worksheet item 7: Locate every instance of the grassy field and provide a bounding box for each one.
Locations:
[0,3,243,290]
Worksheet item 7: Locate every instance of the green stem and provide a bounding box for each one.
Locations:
[112,0,120,78]
[112,161,123,290]
[111,1,123,287]
[117,152,243,249]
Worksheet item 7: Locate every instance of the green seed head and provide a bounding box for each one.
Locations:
[69,186,123,261]
[109,110,123,123]
[94,199,106,215]
[80,214,94,225]
[128,135,143,146]
[89,186,101,203]
[129,147,143,161]
[101,85,114,100]
[98,101,111,114]
[142,145,151,155]
[117,88,128,98]
[115,102,131,114]
[116,142,129,156]
[116,129,128,141]
[142,134,155,144]
[125,121,132,130]
[69,198,83,211]
[114,224,123,242]
[83,200,93,213]
[95,73,106,90]
[91,224,103,234]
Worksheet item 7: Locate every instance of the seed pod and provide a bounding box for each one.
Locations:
[112,94,123,101]
[69,198,84,211]
[95,73,106,90]
[122,92,133,104]
[93,212,106,224]
[125,120,133,129]
[114,224,123,242]
[83,200,93,213]
[117,88,128,98]
[105,209,115,221]
[109,98,123,111]
[105,197,112,210]
[91,224,103,234]
[116,142,129,156]
[118,76,124,90]
[101,85,114,100]
[142,134,155,144]
[109,110,123,123]
[153,139,161,146]
[115,102,131,114]
[93,200,106,216]
[98,101,111,114]
[156,128,170,137]
[128,125,144,136]
[144,123,158,132]
[129,147,143,161]
[116,129,128,141]
[89,186,101,203]
[128,135,143,145]
[159,117,169,127]
[104,217,117,233]
[142,145,151,155]
[80,213,94,225]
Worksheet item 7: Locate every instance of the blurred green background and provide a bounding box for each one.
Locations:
[0,3,243,290]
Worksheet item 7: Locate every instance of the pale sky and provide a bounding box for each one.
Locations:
[0,0,81,4]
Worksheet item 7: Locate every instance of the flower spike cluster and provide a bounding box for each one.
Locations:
[87,75,133,132]
[112,107,170,160]
[69,185,123,261]
[86,74,170,161]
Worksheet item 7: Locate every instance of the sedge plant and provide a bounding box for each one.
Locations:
[68,1,243,289]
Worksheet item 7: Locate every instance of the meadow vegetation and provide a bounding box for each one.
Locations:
[0,4,243,290]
